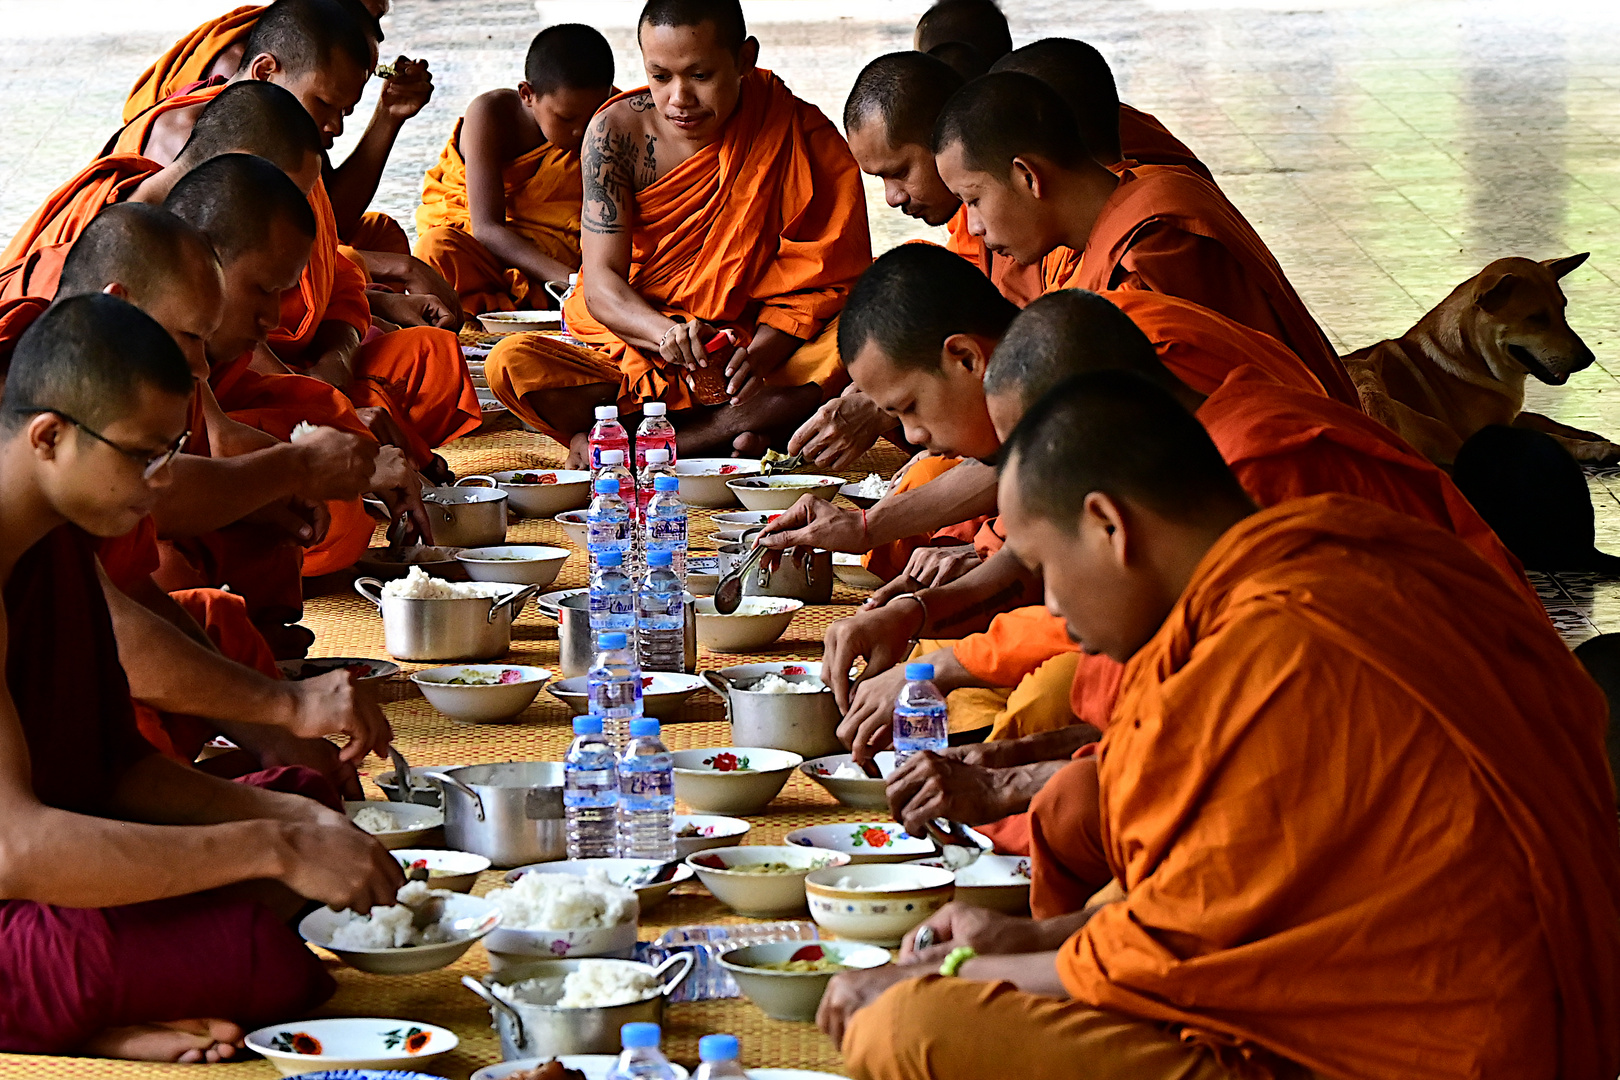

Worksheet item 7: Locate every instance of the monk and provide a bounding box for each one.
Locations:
[933,71,1360,405]
[821,372,1620,1080]
[0,294,403,1062]
[414,24,615,315]
[484,0,871,464]
[913,0,1012,62]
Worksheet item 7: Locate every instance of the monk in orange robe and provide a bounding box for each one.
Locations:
[934,70,1361,407]
[414,25,614,315]
[485,0,870,464]
[821,376,1620,1080]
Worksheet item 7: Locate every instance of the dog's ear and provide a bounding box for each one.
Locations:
[1475,273,1520,315]
[1542,252,1590,280]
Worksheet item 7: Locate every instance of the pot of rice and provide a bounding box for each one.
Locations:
[355,568,539,661]
[462,955,694,1061]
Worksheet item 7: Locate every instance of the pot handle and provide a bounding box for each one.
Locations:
[653,950,696,997]
[700,672,733,721]
[490,584,541,624]
[353,577,385,608]
[456,474,500,489]
[461,975,525,1047]
[420,770,486,822]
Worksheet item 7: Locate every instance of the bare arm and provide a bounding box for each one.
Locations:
[757,461,999,555]
[329,58,434,238]
[305,322,365,391]
[465,92,578,286]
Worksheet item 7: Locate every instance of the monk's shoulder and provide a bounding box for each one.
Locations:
[596,92,659,136]
[464,89,542,160]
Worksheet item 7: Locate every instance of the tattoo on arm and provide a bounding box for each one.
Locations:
[931,582,1028,632]
[581,123,642,235]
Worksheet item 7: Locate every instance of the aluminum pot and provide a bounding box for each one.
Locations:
[354,578,537,662]
[717,543,833,604]
[417,761,567,867]
[557,592,698,678]
[703,661,843,758]
[423,475,509,548]
[462,953,693,1061]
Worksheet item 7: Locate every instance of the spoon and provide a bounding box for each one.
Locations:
[713,540,766,614]
[927,818,988,870]
[386,744,412,803]
[626,859,685,888]
[760,451,805,476]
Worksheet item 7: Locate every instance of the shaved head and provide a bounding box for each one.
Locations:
[985,289,1177,410]
[162,153,315,264]
[927,41,990,80]
[934,70,1090,177]
[844,51,964,147]
[992,39,1122,162]
[174,80,324,177]
[914,0,1011,61]
[239,0,374,77]
[56,204,217,304]
[525,23,615,95]
[637,0,747,53]
[841,243,1018,372]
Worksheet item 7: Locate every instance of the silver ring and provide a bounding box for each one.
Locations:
[912,925,936,952]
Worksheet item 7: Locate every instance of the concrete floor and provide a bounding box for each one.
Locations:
[3,0,1619,639]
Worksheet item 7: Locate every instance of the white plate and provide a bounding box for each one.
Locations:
[477,310,563,336]
[277,657,400,682]
[786,822,937,864]
[245,1017,457,1078]
[472,1057,691,1080]
[546,671,710,717]
[299,893,500,975]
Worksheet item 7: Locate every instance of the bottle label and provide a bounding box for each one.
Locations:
[566,768,613,787]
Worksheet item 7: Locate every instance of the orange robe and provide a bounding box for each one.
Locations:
[122,5,263,123]
[0,155,158,300]
[1116,103,1213,183]
[859,456,989,581]
[1064,164,1360,407]
[0,295,48,376]
[486,68,871,440]
[414,118,583,314]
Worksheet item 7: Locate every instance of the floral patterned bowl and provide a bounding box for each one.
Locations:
[670,747,803,814]
[674,814,751,859]
[482,920,639,974]
[785,822,940,865]
[244,1018,457,1077]
[805,863,956,947]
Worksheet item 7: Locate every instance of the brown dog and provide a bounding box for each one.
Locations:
[1341,253,1616,466]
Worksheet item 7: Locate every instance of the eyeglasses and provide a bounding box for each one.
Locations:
[13,407,190,480]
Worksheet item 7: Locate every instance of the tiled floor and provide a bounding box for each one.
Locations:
[3,0,1620,640]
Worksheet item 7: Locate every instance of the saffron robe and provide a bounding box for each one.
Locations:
[0,155,159,300]
[121,4,263,123]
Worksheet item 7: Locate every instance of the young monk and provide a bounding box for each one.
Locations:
[913,0,1012,62]
[933,71,1360,405]
[415,24,616,315]
[0,293,403,1062]
[484,0,871,465]
[821,372,1620,1080]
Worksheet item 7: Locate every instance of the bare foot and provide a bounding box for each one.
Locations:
[565,432,591,470]
[85,1019,245,1064]
[733,431,770,457]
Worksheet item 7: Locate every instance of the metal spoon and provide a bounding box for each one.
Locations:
[713,541,767,614]
[927,818,989,870]
[626,859,685,888]
[760,451,805,476]
[386,744,412,803]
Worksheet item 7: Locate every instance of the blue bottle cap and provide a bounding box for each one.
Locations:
[629,718,660,738]
[654,475,680,491]
[573,715,603,735]
[699,1034,740,1062]
[647,549,673,566]
[620,1022,661,1048]
[905,662,935,681]
[598,549,623,567]
[594,477,620,494]
[600,631,628,649]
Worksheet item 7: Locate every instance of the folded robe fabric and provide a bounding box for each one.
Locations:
[0,155,158,299]
[121,4,264,123]
[1063,164,1360,406]
[1057,494,1620,1080]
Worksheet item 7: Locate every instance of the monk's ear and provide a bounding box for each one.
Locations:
[940,333,991,379]
[517,81,535,106]
[737,37,759,76]
[1542,252,1589,280]
[25,412,67,463]
[244,52,280,82]
[1082,491,1130,564]
[100,283,129,302]
[1009,156,1042,198]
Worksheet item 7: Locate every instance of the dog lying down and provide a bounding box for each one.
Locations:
[1341,253,1616,467]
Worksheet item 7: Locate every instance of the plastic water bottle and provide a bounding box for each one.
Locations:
[609,1022,678,1080]
[589,404,630,471]
[637,549,685,672]
[589,631,644,752]
[589,549,635,643]
[637,447,675,522]
[587,476,631,575]
[644,475,688,584]
[893,662,948,765]
[693,1035,749,1080]
[617,718,675,861]
[635,402,677,472]
[597,449,637,509]
[564,714,618,860]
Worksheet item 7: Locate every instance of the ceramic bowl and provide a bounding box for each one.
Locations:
[907,853,1032,915]
[245,1017,457,1077]
[673,814,751,859]
[276,657,400,683]
[478,310,562,335]
[455,545,570,587]
[725,474,843,511]
[356,545,465,581]
[674,458,763,508]
[684,845,849,918]
[537,587,588,621]
[546,672,709,718]
[805,863,956,946]
[693,596,803,652]
[718,941,891,1022]
[831,552,885,591]
[299,893,500,975]
[798,752,897,810]
[391,848,491,893]
[410,665,551,723]
[490,469,593,518]
[472,1057,690,1080]
[345,801,444,850]
[373,768,444,807]
[685,553,721,595]
[503,858,696,914]
[711,510,781,532]
[555,509,589,548]
[482,920,640,973]
[670,747,803,814]
[786,822,938,865]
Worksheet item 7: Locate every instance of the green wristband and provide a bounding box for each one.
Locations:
[939,946,977,978]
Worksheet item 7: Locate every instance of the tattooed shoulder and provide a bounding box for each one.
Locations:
[626,91,656,112]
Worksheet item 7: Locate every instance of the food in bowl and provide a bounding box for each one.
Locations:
[692,855,830,875]
[827,762,873,779]
[486,869,636,930]
[844,473,890,500]
[744,672,826,694]
[752,945,848,972]
[385,565,508,600]
[352,804,406,833]
[433,667,526,686]
[556,960,660,1008]
[503,1061,587,1080]
[327,881,460,949]
[510,471,561,484]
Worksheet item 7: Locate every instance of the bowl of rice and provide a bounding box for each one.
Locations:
[718,941,891,1021]
[805,863,956,946]
[670,747,803,814]
[798,752,898,811]
[725,474,843,511]
[465,954,694,1061]
[673,458,763,508]
[504,859,697,914]
[693,596,803,652]
[346,800,444,850]
[838,473,891,509]
[410,664,551,723]
[355,568,539,662]
[684,844,848,917]
[490,469,593,518]
[299,880,501,975]
[481,866,641,972]
[456,545,571,587]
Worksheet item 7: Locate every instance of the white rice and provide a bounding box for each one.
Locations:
[384,565,508,600]
[485,871,636,930]
[289,421,321,442]
[744,673,826,694]
[328,881,457,949]
[845,473,890,499]
[558,961,661,1007]
[829,763,878,780]
[352,805,404,833]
